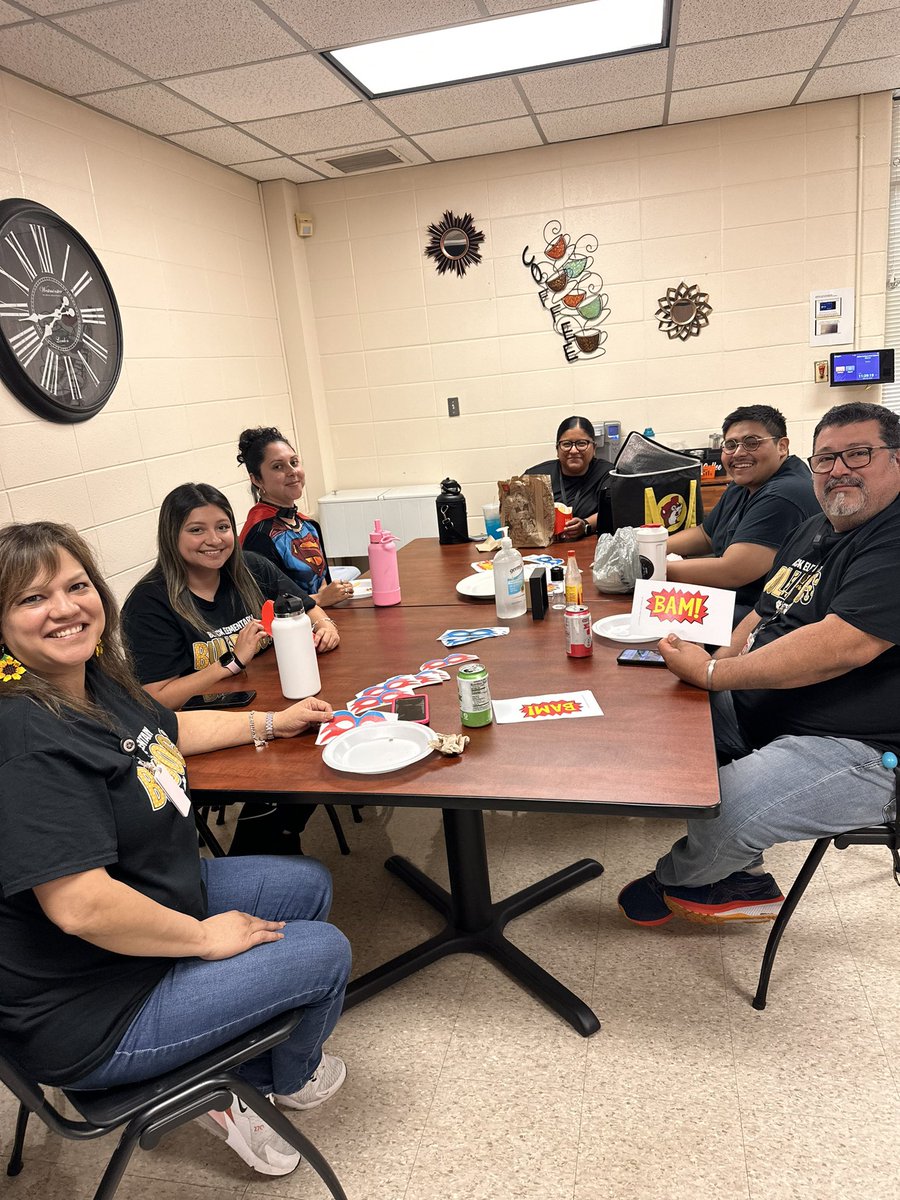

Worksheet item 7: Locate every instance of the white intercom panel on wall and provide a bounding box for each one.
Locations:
[809,288,854,346]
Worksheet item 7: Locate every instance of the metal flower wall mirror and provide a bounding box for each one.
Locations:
[656,281,713,340]
[424,210,485,278]
[521,220,611,362]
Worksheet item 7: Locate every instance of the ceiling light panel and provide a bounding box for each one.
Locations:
[327,0,668,97]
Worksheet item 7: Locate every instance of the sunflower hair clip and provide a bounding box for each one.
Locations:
[0,652,26,683]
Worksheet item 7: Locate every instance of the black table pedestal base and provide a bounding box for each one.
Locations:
[344,807,603,1036]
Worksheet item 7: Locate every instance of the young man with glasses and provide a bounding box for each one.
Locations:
[666,405,818,621]
[619,401,900,925]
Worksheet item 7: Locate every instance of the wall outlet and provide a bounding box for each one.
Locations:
[814,360,829,382]
[447,396,460,417]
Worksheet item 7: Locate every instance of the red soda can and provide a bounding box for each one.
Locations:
[564,604,593,657]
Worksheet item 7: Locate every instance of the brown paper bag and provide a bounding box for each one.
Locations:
[498,474,555,547]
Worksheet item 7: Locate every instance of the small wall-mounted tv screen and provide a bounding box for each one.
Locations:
[830,349,894,386]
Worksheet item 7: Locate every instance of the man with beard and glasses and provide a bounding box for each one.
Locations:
[618,401,900,926]
[665,404,818,623]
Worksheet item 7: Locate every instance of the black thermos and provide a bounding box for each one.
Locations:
[436,478,470,544]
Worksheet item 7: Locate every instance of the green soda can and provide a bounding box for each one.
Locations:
[457,662,492,727]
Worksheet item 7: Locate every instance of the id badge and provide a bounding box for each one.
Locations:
[152,762,192,817]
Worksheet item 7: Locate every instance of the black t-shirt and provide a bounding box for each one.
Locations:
[702,456,819,609]
[122,552,310,686]
[733,496,900,753]
[525,457,612,526]
[0,670,204,1084]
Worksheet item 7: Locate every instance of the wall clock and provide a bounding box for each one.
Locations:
[0,197,123,422]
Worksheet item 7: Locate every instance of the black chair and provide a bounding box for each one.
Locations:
[753,768,899,1010]
[196,800,355,856]
[2,1010,348,1200]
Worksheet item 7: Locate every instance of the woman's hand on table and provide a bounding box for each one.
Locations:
[656,634,711,688]
[273,695,334,738]
[199,911,286,960]
[316,579,354,607]
[309,606,340,652]
[233,618,267,665]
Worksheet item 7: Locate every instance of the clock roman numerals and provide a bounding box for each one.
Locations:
[9,325,42,368]
[63,354,82,401]
[71,270,91,297]
[3,232,37,281]
[41,349,59,394]
[29,223,53,275]
[82,332,107,362]
[77,350,100,387]
[80,306,106,324]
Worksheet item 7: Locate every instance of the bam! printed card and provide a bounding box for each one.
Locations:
[629,579,735,647]
[492,691,603,724]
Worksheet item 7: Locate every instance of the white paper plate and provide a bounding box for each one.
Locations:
[350,579,373,597]
[456,564,540,598]
[323,722,435,774]
[592,614,657,644]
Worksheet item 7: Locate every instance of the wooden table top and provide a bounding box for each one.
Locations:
[187,600,720,819]
[337,537,622,611]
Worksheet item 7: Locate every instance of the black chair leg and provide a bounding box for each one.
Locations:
[351,806,363,824]
[6,1102,28,1176]
[92,1125,141,1200]
[194,810,227,858]
[326,805,351,855]
[752,836,832,1010]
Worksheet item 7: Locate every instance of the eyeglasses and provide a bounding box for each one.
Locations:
[721,435,778,453]
[558,439,593,451]
[806,445,898,474]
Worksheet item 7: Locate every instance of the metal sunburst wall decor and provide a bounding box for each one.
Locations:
[424,210,485,278]
[656,281,713,341]
[521,220,611,363]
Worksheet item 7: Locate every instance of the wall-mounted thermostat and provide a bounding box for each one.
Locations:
[810,288,853,346]
[294,212,314,238]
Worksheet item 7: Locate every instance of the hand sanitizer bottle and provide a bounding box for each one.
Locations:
[493,535,526,619]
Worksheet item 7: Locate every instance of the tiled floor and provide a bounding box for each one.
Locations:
[5,804,900,1200]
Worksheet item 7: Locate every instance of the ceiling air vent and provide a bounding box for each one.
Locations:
[321,147,406,174]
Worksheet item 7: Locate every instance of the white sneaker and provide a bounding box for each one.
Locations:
[197,1097,300,1176]
[273,1053,347,1111]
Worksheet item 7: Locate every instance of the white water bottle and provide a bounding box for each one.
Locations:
[636,524,668,581]
[493,535,526,619]
[270,593,321,698]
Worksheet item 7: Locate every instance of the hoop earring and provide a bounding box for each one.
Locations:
[0,649,26,683]
[94,639,104,658]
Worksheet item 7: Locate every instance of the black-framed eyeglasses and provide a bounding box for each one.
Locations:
[558,439,593,451]
[806,445,898,474]
[721,435,778,453]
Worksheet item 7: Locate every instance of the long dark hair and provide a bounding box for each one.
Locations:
[136,483,264,635]
[555,415,597,445]
[237,426,294,501]
[0,521,151,720]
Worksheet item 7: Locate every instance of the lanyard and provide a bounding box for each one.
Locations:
[120,736,192,818]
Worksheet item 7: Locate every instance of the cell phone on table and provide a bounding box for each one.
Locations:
[391,694,430,723]
[616,649,666,668]
[182,690,257,710]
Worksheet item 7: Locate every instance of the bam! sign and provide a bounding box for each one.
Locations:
[629,580,735,647]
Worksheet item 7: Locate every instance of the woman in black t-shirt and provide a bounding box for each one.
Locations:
[0,520,350,1178]
[525,415,612,540]
[123,484,341,854]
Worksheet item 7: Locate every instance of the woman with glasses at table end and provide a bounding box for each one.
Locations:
[665,404,819,624]
[525,415,612,540]
[0,520,349,1179]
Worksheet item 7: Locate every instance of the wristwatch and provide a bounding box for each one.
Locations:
[583,519,591,537]
[219,651,244,676]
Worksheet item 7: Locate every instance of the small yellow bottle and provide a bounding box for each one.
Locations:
[564,550,583,605]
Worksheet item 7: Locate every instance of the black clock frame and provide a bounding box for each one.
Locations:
[0,197,123,423]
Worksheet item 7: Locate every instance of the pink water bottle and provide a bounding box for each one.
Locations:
[368,519,401,606]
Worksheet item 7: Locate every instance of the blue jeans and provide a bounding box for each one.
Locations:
[655,690,897,888]
[71,856,351,1096]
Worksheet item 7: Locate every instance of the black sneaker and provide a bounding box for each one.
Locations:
[617,872,674,926]
[664,871,784,923]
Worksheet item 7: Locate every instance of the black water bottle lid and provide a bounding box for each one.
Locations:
[273,592,306,616]
[440,477,462,496]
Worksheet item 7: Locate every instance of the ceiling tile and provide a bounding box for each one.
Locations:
[520,49,669,112]
[375,78,526,133]
[536,95,664,142]
[299,138,429,176]
[822,9,900,65]
[669,74,808,124]
[674,23,838,89]
[482,0,582,9]
[414,116,542,160]
[262,0,482,50]
[232,157,322,182]
[678,0,849,43]
[167,124,275,165]
[852,0,900,12]
[166,54,359,123]
[56,0,301,77]
[15,0,123,10]
[240,103,395,154]
[0,22,142,92]
[0,3,28,23]
[798,55,900,102]
[79,83,215,134]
